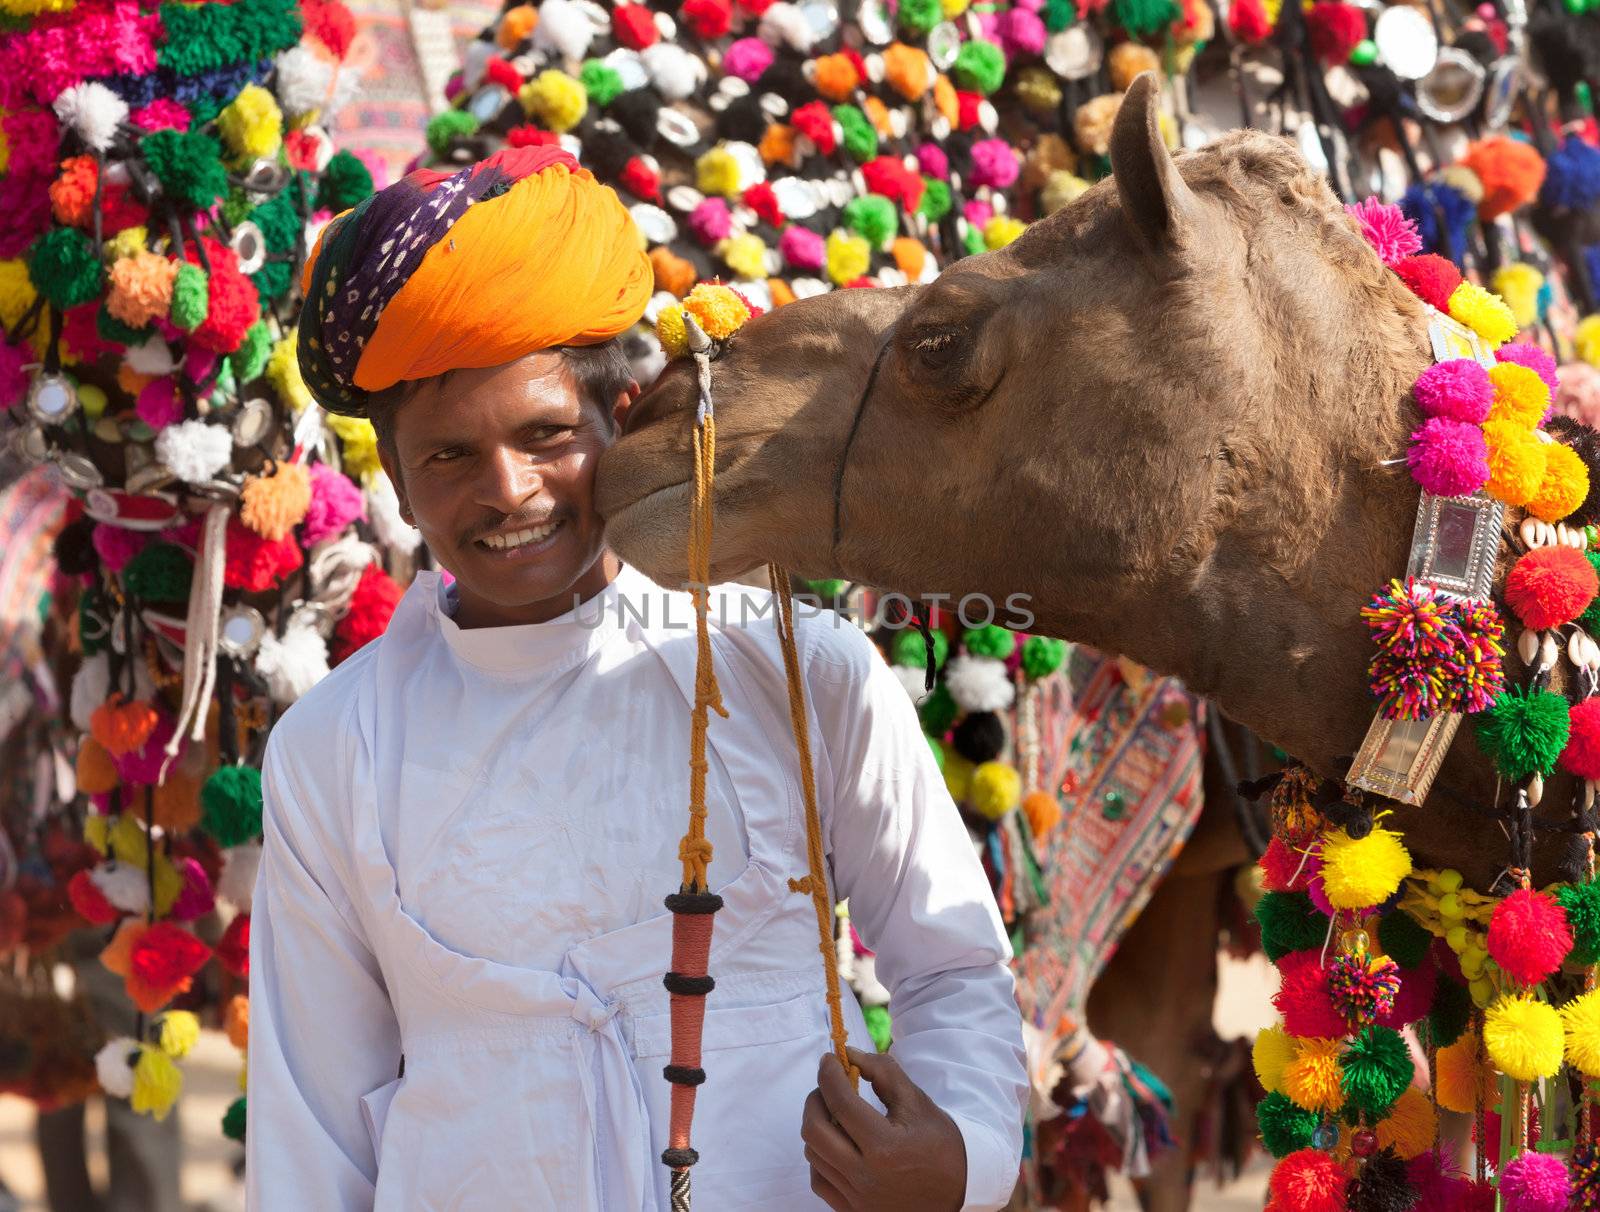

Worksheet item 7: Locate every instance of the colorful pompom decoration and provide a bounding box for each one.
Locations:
[1499,1151,1571,1212]
[1361,579,1504,718]
[1486,888,1572,986]
[1283,1035,1346,1113]
[1413,359,1492,423]
[1274,949,1352,1038]
[1268,1148,1349,1212]
[1507,545,1600,630]
[1327,951,1402,1031]
[1257,1091,1320,1158]
[1484,993,1565,1080]
[1407,417,1489,497]
[1339,1025,1413,1120]
[1319,827,1411,911]
[1561,988,1600,1077]
[1563,698,1600,780]
[1476,687,1572,782]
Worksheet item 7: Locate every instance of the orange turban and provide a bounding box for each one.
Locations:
[299,145,651,416]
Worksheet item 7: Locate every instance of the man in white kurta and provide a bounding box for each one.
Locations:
[251,146,1027,1210]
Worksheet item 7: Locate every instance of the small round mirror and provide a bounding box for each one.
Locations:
[1044,24,1104,80]
[230,221,267,274]
[1417,46,1487,121]
[232,398,274,447]
[218,606,267,658]
[1373,5,1438,80]
[28,375,78,424]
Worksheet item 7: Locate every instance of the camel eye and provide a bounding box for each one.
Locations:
[910,328,966,373]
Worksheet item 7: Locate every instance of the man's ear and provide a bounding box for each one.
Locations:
[612,380,641,432]
[375,441,414,525]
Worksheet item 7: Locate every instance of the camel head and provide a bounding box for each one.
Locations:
[598,74,1438,788]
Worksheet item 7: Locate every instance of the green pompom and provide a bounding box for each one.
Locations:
[919,682,959,736]
[97,304,148,347]
[1109,0,1181,34]
[580,60,625,106]
[963,222,987,257]
[250,261,294,302]
[141,129,228,209]
[1560,880,1600,965]
[963,624,1016,660]
[201,765,264,848]
[1376,909,1431,971]
[249,193,301,254]
[843,195,897,247]
[229,321,272,383]
[862,1004,893,1052]
[898,0,940,33]
[953,39,1007,95]
[221,1096,246,1143]
[833,106,877,162]
[28,228,103,310]
[1475,687,1570,782]
[78,591,110,656]
[802,578,846,598]
[1340,1026,1412,1120]
[1254,891,1327,963]
[1257,1091,1319,1159]
[1426,977,1471,1049]
[1043,0,1077,30]
[221,187,254,228]
[890,628,949,670]
[427,109,479,158]
[169,263,209,333]
[1021,636,1068,679]
[123,543,194,604]
[919,177,953,221]
[1582,551,1600,634]
[158,0,302,76]
[927,735,945,771]
[316,151,374,214]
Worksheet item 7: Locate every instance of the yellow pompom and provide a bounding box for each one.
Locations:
[84,812,109,856]
[1041,171,1090,216]
[1528,441,1590,523]
[655,305,689,359]
[1482,419,1549,507]
[695,146,742,198]
[1252,1023,1296,1094]
[325,414,381,482]
[942,745,974,802]
[1492,263,1544,331]
[216,84,284,162]
[969,761,1022,821]
[108,813,147,867]
[682,282,751,341]
[1484,993,1564,1081]
[1282,1036,1345,1113]
[1435,1033,1492,1113]
[1486,362,1551,428]
[1563,988,1600,1077]
[105,226,148,260]
[131,1047,182,1120]
[1376,1086,1436,1160]
[826,231,871,286]
[983,216,1026,250]
[520,70,587,133]
[1319,826,1410,910]
[158,1011,201,1059]
[1448,281,1517,347]
[266,331,313,414]
[940,0,969,15]
[1578,315,1600,369]
[718,233,769,281]
[0,257,37,330]
[240,461,313,542]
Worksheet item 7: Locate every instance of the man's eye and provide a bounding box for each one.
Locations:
[430,447,467,463]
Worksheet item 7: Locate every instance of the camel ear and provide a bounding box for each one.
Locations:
[1110,73,1197,252]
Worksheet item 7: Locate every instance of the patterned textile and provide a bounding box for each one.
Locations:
[0,466,68,688]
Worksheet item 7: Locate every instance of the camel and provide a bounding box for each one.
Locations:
[595,73,1550,1205]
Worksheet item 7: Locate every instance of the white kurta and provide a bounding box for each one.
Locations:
[247,566,1027,1210]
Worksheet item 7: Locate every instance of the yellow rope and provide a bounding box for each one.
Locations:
[769,563,859,1089]
[679,414,726,893]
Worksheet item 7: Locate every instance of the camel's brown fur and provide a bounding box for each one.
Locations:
[598,75,1559,890]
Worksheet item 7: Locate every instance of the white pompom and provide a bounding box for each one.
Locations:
[255,623,330,704]
[95,1038,140,1099]
[759,3,815,51]
[944,654,1015,713]
[91,863,150,915]
[890,663,928,703]
[218,842,262,914]
[642,43,702,100]
[273,46,334,118]
[53,82,128,153]
[366,473,421,555]
[70,652,111,732]
[125,335,177,376]
[154,420,233,484]
[532,0,594,62]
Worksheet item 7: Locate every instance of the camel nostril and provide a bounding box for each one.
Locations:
[624,363,698,435]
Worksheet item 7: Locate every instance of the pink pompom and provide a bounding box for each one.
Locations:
[300,463,366,547]
[916,143,949,179]
[969,139,1020,190]
[1408,417,1489,496]
[131,98,190,132]
[1346,197,1422,266]
[92,523,147,574]
[112,708,180,787]
[964,198,994,228]
[1505,544,1599,630]
[168,856,216,922]
[1303,853,1336,917]
[1487,888,1572,986]
[688,198,732,245]
[135,376,184,430]
[0,339,28,409]
[184,346,217,384]
[999,7,1046,54]
[1499,1151,1570,1212]
[1556,362,1600,427]
[779,225,825,271]
[1273,949,1349,1038]
[1562,697,1600,780]
[724,36,773,82]
[1267,1148,1348,1212]
[1497,342,1560,402]
[1413,359,1493,422]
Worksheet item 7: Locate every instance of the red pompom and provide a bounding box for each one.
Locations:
[1260,835,1310,893]
[302,0,356,58]
[1505,545,1599,631]
[129,921,211,989]
[1460,136,1548,221]
[1306,1,1367,63]
[682,0,733,37]
[619,156,661,202]
[861,156,925,212]
[1273,949,1350,1038]
[483,56,523,94]
[956,90,984,130]
[332,564,403,664]
[67,868,120,926]
[612,3,659,48]
[1562,698,1600,780]
[216,912,250,978]
[1268,1148,1349,1212]
[1393,254,1464,311]
[185,242,262,356]
[1487,888,1572,986]
[791,101,837,155]
[1378,952,1437,1028]
[507,125,561,149]
[742,181,783,226]
[223,515,303,593]
[1228,0,1272,42]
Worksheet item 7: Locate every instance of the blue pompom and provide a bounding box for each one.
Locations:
[1401,182,1475,267]
[1541,134,1600,211]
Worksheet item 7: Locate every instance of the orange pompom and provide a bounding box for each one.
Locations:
[497,3,536,48]
[90,694,160,758]
[76,736,119,795]
[863,96,891,137]
[1022,789,1061,839]
[884,43,931,101]
[151,769,203,834]
[759,123,797,167]
[767,278,797,308]
[224,993,250,1050]
[933,74,959,124]
[814,52,861,102]
[50,155,98,227]
[240,461,312,542]
[649,246,696,298]
[1459,136,1547,220]
[891,237,927,282]
[116,364,155,398]
[1435,1032,1493,1113]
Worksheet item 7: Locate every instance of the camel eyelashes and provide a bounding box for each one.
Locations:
[907,327,968,373]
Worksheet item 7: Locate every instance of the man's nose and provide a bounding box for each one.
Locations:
[476,445,543,513]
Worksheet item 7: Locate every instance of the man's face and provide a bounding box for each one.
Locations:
[378,351,633,626]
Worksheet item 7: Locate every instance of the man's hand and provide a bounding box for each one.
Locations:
[800,1046,967,1211]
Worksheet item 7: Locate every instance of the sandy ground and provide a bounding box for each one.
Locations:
[0,952,1280,1211]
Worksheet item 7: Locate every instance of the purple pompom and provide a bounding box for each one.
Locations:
[1413,359,1493,423]
[1408,417,1490,496]
[1500,1151,1569,1212]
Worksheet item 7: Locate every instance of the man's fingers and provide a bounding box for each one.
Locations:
[847,1046,919,1119]
[800,1087,860,1167]
[809,1164,852,1212]
[803,1143,858,1200]
[816,1051,889,1149]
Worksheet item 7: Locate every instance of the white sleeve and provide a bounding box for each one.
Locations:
[247,719,402,1211]
[805,619,1028,1212]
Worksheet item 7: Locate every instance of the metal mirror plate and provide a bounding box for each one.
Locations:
[232,397,274,447]
[771,176,819,218]
[1044,24,1103,80]
[927,22,963,71]
[657,108,700,148]
[124,463,174,495]
[55,452,103,491]
[230,221,267,274]
[630,203,678,244]
[1346,712,1462,805]
[1416,47,1486,122]
[28,375,78,424]
[1484,56,1523,129]
[1373,6,1438,80]
[15,423,47,462]
[1405,490,1505,599]
[468,83,511,123]
[665,184,705,213]
[1427,309,1493,366]
[859,0,894,44]
[289,601,335,637]
[218,606,267,658]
